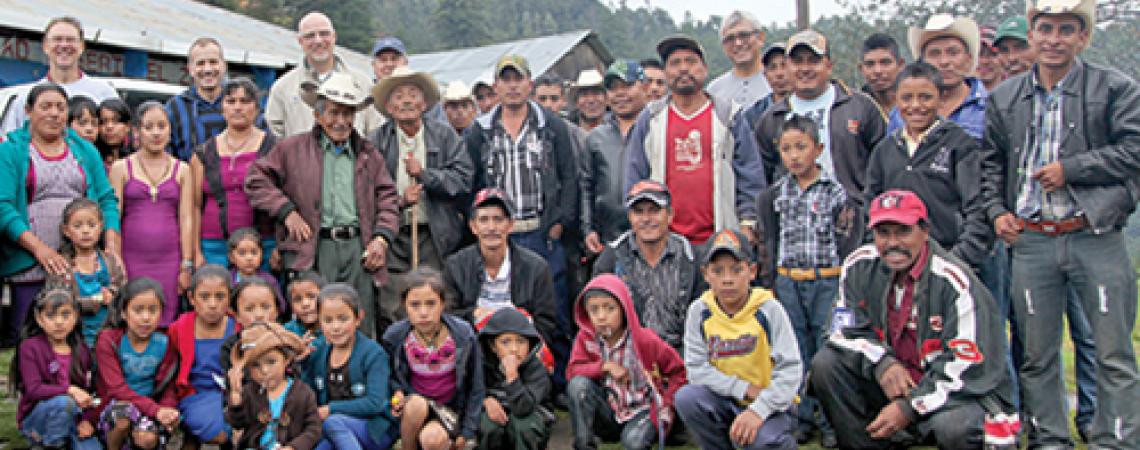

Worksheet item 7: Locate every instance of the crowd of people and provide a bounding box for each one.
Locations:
[2,0,1138,449]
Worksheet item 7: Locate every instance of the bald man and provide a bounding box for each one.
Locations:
[265,12,382,138]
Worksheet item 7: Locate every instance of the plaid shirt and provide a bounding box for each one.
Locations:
[601,331,652,423]
[1016,66,1081,220]
[773,173,846,269]
[485,120,544,220]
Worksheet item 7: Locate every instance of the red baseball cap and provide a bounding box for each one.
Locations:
[869,190,928,228]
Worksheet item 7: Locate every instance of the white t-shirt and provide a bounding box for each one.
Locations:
[789,85,837,179]
[2,73,119,134]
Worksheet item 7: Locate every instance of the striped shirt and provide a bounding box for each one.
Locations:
[1016,66,1081,220]
[773,173,846,269]
[485,121,544,220]
[476,250,513,311]
[166,86,267,161]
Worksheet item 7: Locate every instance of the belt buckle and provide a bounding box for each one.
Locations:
[1042,224,1057,233]
[332,227,352,241]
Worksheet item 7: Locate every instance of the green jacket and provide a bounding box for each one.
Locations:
[0,125,120,277]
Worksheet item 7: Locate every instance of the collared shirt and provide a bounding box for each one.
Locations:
[773,173,847,269]
[319,133,359,227]
[887,77,987,141]
[902,119,941,157]
[601,330,652,424]
[888,243,928,383]
[396,125,428,224]
[623,236,687,347]
[485,107,544,220]
[1016,65,1081,221]
[476,248,513,312]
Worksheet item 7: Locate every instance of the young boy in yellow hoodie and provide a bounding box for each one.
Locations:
[674,229,802,450]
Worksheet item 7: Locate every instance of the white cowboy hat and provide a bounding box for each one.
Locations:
[572,69,605,90]
[442,80,474,103]
[299,72,372,109]
[908,14,981,73]
[371,66,440,117]
[1027,0,1096,42]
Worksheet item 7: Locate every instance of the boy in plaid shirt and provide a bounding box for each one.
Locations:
[757,114,860,446]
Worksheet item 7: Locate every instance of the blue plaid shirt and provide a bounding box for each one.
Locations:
[773,173,847,269]
[1016,65,1081,220]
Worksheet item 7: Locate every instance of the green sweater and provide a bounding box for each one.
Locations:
[0,125,120,277]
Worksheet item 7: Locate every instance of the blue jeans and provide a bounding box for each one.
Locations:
[674,384,797,450]
[314,414,396,450]
[977,242,1018,407]
[1063,287,1097,429]
[566,376,657,450]
[773,274,837,433]
[21,395,101,450]
[1010,231,1137,448]
[511,229,570,393]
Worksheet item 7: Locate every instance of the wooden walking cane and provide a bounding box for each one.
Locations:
[411,183,420,269]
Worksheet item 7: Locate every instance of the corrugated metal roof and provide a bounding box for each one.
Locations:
[0,0,371,70]
[408,29,612,86]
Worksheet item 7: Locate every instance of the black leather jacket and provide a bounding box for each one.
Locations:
[369,118,474,257]
[982,60,1140,232]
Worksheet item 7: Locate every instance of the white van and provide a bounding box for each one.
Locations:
[0,76,185,128]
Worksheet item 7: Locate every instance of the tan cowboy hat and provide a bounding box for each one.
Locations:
[234,322,306,366]
[371,66,440,117]
[1027,0,1096,42]
[300,72,372,109]
[908,14,981,73]
[442,80,474,103]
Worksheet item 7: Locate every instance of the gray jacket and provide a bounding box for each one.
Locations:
[368,119,474,257]
[982,60,1140,232]
[582,116,631,242]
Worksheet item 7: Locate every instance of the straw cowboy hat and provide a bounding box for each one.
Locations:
[234,322,306,366]
[908,14,981,73]
[442,80,474,104]
[1027,0,1097,42]
[300,72,373,109]
[371,66,440,117]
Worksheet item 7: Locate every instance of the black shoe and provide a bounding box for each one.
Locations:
[553,392,569,410]
[793,427,813,444]
[820,431,839,448]
[1077,423,1091,443]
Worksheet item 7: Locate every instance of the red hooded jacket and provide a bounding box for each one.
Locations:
[568,274,687,432]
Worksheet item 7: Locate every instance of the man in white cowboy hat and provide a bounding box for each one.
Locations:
[888,14,987,140]
[441,80,478,135]
[981,1,1140,448]
[571,69,607,132]
[708,10,772,111]
[366,66,474,327]
[246,72,400,338]
[265,11,383,138]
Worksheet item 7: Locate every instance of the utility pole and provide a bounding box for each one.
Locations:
[796,0,810,30]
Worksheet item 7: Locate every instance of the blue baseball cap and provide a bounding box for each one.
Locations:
[371,36,406,56]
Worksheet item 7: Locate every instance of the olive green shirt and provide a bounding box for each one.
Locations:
[320,133,359,227]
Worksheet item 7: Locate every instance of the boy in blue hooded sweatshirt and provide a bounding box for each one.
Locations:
[567,274,687,450]
[477,307,553,450]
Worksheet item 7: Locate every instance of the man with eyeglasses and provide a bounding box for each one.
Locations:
[1,16,119,134]
[639,59,669,101]
[981,1,1140,447]
[707,10,771,111]
[265,11,382,138]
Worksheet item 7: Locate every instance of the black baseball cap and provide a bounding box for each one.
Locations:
[471,188,515,216]
[702,229,753,266]
[656,34,706,63]
[625,180,671,209]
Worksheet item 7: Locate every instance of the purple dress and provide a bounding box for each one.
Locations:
[121,158,182,326]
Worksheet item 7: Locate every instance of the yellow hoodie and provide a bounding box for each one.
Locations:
[698,288,776,391]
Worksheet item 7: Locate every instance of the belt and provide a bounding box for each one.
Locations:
[319,226,360,241]
[511,217,542,233]
[777,266,842,281]
[1017,217,1086,236]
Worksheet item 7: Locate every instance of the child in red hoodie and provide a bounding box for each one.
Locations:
[566,274,687,450]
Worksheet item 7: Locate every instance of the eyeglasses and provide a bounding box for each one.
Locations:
[722,30,759,44]
[300,29,333,41]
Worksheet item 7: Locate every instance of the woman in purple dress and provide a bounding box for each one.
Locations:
[0,84,121,346]
[108,101,194,326]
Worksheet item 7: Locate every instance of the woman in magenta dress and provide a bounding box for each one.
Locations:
[109,101,194,325]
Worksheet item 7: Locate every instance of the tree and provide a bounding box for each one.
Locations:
[432,0,493,48]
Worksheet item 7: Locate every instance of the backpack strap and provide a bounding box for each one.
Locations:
[196,138,229,238]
